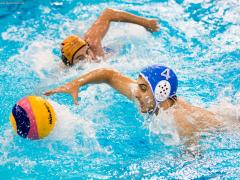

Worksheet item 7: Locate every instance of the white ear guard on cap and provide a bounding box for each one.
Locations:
[154,80,171,102]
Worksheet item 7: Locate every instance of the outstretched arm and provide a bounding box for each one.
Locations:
[84,8,159,42]
[44,68,137,104]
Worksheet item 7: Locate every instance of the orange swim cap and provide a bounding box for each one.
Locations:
[61,35,86,65]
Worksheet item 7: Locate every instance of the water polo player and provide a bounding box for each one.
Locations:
[45,65,222,147]
[60,8,159,66]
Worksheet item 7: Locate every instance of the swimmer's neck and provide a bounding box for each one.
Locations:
[155,98,176,115]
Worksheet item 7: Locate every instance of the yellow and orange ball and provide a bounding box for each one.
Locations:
[10,96,56,140]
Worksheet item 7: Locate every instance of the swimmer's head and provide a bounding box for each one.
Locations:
[61,35,93,66]
[136,65,178,113]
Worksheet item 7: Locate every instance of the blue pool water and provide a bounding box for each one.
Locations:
[0,0,240,178]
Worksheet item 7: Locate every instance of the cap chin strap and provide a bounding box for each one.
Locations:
[148,99,160,115]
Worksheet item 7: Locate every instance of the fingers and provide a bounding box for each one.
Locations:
[44,89,58,96]
[44,86,67,96]
[71,88,79,105]
[44,91,53,96]
[152,20,159,32]
[155,22,160,31]
[44,85,80,105]
[148,19,160,32]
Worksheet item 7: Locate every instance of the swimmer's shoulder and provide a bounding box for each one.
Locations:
[176,98,223,128]
[174,98,192,110]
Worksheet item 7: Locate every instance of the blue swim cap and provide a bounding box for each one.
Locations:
[140,65,178,112]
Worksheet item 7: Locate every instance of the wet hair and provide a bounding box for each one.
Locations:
[169,95,177,104]
[61,55,72,66]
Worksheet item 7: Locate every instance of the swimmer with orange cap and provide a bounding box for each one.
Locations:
[45,66,223,152]
[61,8,159,66]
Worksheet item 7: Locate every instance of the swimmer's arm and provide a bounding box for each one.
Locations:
[44,68,137,104]
[84,8,159,41]
[107,8,159,31]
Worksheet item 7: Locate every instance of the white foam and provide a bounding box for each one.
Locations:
[143,108,181,146]
[211,25,240,53]
[2,26,35,42]
[104,22,150,41]
[209,97,240,129]
[5,36,58,78]
[39,5,51,14]
[0,129,14,165]
[47,100,109,154]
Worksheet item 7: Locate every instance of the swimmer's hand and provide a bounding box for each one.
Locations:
[44,83,79,105]
[145,19,159,32]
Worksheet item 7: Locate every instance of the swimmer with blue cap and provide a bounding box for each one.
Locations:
[45,65,222,148]
[139,65,178,114]
[60,8,159,66]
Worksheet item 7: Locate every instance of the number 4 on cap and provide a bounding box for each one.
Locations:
[161,68,171,80]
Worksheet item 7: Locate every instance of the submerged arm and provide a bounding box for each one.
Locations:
[44,68,137,104]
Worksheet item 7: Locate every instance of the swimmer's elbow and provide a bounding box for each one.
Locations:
[100,8,115,21]
[104,8,115,14]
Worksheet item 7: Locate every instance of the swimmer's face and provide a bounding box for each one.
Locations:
[135,75,156,113]
[72,44,94,64]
